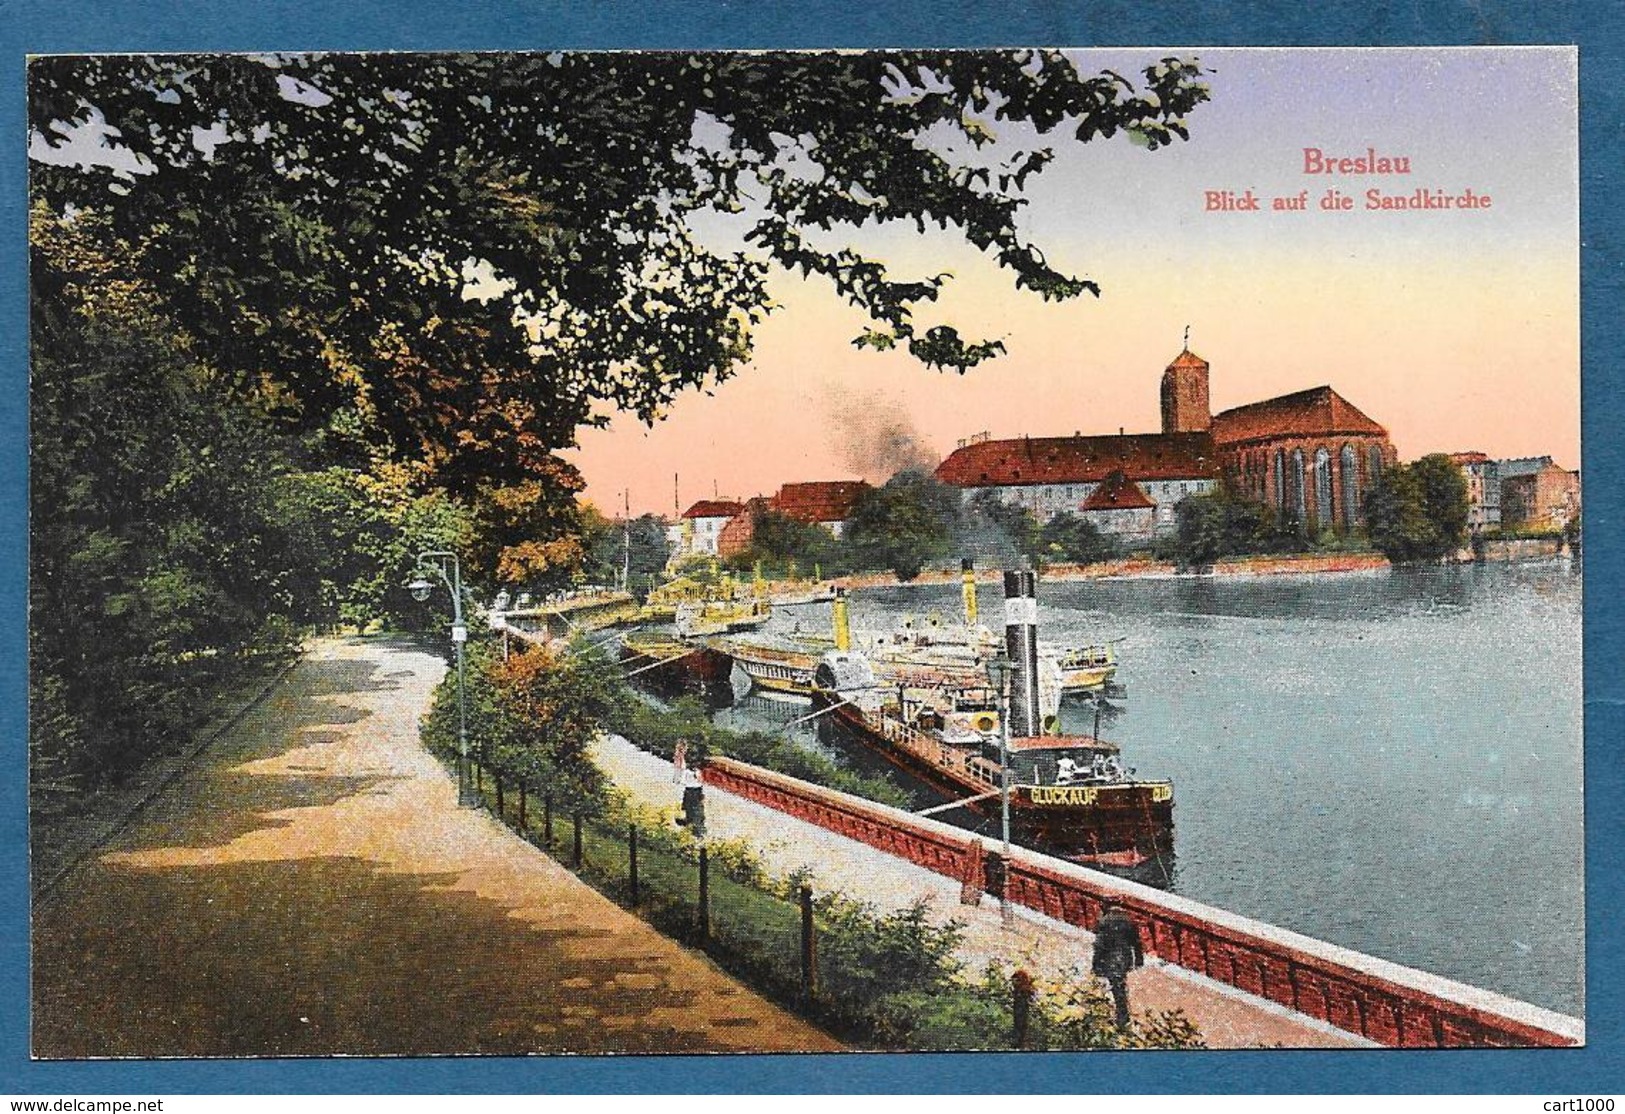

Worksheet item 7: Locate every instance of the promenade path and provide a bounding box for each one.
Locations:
[32,637,838,1057]
[593,734,1372,1049]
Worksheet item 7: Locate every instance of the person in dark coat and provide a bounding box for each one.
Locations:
[678,764,706,839]
[1091,903,1144,1028]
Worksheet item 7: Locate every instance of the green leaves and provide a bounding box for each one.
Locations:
[30,50,1210,492]
[1364,455,1469,565]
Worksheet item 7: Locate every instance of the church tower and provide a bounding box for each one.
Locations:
[1161,335,1211,434]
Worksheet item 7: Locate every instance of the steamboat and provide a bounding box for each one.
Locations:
[809,570,1172,864]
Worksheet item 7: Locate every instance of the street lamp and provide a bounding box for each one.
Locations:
[985,652,1015,928]
[409,551,475,808]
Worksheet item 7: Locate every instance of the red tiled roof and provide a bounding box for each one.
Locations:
[771,480,870,524]
[1210,386,1387,446]
[681,499,744,520]
[1167,348,1209,370]
[935,433,1217,488]
[1447,451,1489,464]
[1080,471,1155,511]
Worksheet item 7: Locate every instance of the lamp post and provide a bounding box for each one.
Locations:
[407,550,475,808]
[985,652,1015,928]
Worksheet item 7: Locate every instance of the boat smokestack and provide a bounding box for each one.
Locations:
[961,558,977,626]
[1002,568,1041,738]
[832,587,852,652]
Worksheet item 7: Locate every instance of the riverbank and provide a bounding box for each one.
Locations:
[816,551,1389,594]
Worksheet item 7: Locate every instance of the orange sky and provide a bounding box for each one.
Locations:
[567,48,1578,515]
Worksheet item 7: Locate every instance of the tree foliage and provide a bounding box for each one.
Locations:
[1168,487,1289,570]
[1037,510,1117,566]
[723,507,848,579]
[30,50,1209,526]
[843,471,964,581]
[581,509,674,599]
[1363,455,1469,564]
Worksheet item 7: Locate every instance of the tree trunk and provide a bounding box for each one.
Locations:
[519,781,528,828]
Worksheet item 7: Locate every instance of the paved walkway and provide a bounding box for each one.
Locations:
[32,637,838,1057]
[594,734,1372,1049]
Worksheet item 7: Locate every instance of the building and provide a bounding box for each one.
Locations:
[1447,454,1581,531]
[1209,381,1397,535]
[934,345,1396,540]
[769,480,870,538]
[934,429,1219,534]
[672,499,744,558]
[714,481,871,559]
[1500,460,1580,531]
[1448,452,1493,529]
[1079,470,1158,542]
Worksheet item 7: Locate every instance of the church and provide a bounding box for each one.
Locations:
[933,344,1397,542]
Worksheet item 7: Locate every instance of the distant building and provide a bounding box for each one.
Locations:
[1501,461,1580,531]
[1079,470,1158,542]
[714,481,871,559]
[934,428,1219,534]
[1447,452,1493,529]
[1210,380,1397,535]
[770,480,870,538]
[673,499,744,558]
[934,345,1396,540]
[1448,454,1581,530]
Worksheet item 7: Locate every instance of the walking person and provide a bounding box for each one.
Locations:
[678,763,706,839]
[672,738,688,785]
[1091,903,1144,1029]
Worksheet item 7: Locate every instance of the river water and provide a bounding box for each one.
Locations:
[702,560,1584,1016]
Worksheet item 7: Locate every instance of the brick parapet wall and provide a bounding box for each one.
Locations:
[704,757,1582,1049]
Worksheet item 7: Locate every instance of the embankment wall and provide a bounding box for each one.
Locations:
[704,757,1582,1049]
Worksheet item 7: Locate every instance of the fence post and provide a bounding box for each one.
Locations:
[698,845,710,942]
[543,794,553,849]
[799,884,816,1004]
[1012,968,1034,1050]
[572,813,584,869]
[628,825,640,905]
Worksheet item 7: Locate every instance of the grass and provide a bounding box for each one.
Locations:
[460,758,1202,1052]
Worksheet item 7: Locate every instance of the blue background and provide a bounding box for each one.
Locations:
[3,0,1619,1096]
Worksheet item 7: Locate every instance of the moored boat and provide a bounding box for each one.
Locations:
[809,569,1172,863]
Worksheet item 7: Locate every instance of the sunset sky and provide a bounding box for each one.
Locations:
[564,47,1578,516]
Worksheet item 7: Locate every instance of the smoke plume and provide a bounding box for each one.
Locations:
[823,389,942,483]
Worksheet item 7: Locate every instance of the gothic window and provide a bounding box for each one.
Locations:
[1273,449,1286,521]
[1286,449,1306,531]
[1340,444,1359,528]
[1314,447,1333,527]
[1368,445,1384,485]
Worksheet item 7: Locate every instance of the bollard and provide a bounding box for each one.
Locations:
[697,845,710,941]
[543,794,553,849]
[1012,968,1034,1049]
[628,825,640,905]
[799,884,816,1004]
[572,813,584,869]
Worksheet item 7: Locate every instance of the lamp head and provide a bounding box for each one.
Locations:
[406,576,435,603]
[985,654,1012,689]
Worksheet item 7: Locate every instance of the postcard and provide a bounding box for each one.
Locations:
[27,45,1581,1061]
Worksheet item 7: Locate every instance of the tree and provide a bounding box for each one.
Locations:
[959,490,1042,565]
[725,508,846,578]
[844,471,962,580]
[30,51,1210,576]
[583,509,674,598]
[1363,455,1468,564]
[1168,488,1283,570]
[1039,511,1117,566]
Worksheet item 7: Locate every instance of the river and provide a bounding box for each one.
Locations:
[699,559,1584,1016]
